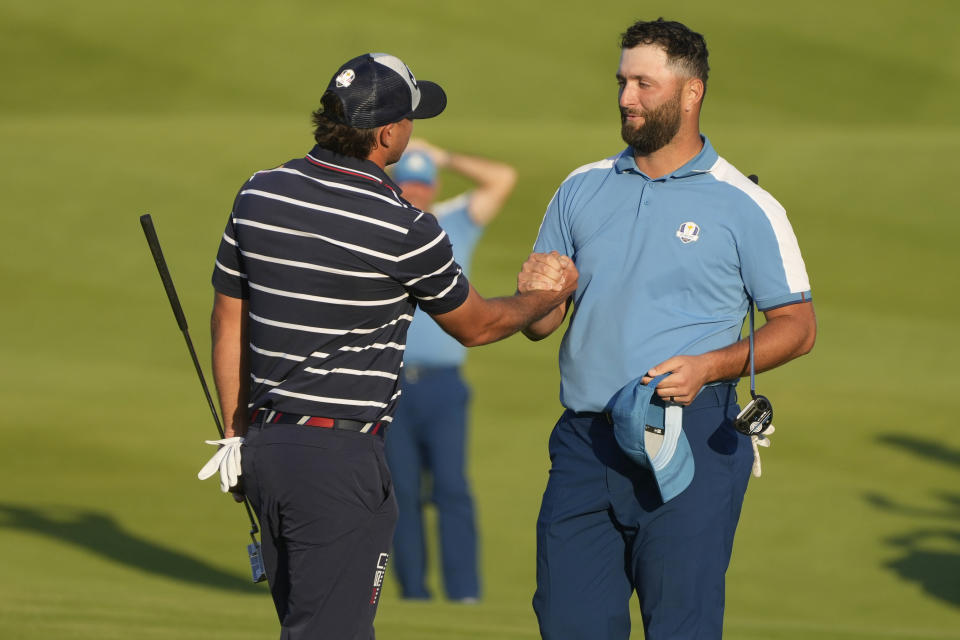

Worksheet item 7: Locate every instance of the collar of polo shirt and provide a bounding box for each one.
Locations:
[615,135,718,180]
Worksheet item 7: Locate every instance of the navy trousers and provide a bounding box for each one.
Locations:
[384,366,480,600]
[533,384,753,640]
[242,423,398,640]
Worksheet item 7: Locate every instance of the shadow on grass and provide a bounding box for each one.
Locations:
[866,434,960,608]
[0,504,261,593]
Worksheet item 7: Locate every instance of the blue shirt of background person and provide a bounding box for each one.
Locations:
[385,141,517,603]
[403,193,482,367]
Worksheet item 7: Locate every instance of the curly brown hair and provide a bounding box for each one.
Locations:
[620,18,709,90]
[311,92,378,159]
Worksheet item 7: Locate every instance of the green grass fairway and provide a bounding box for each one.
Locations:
[2,1,959,638]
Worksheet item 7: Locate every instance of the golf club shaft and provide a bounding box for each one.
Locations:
[139,214,260,537]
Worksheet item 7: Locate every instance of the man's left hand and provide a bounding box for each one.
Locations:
[198,436,245,493]
[642,355,712,405]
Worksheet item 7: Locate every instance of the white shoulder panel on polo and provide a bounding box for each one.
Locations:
[709,157,811,294]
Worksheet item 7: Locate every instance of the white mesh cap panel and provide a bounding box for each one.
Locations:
[370,53,421,111]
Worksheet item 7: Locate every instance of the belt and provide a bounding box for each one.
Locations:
[573,382,738,423]
[251,409,385,436]
[573,410,615,423]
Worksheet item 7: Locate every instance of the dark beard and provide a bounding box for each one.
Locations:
[620,89,683,155]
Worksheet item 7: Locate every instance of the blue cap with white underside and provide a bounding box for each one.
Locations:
[610,373,695,503]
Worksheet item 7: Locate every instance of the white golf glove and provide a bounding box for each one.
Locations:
[197,437,244,492]
[750,425,774,478]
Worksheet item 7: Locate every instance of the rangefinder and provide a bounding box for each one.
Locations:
[734,395,773,436]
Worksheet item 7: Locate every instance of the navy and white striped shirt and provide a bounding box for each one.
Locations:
[212,145,470,424]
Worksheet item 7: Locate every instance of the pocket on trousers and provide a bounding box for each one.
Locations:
[374,444,393,508]
[356,442,393,514]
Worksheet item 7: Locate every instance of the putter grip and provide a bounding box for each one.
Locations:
[140,214,190,332]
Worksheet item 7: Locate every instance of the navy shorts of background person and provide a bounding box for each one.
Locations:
[206,52,577,639]
[518,19,817,640]
[385,142,516,602]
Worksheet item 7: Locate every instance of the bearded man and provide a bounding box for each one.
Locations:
[518,18,816,640]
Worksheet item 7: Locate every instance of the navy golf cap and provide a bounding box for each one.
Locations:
[610,373,695,503]
[323,53,447,128]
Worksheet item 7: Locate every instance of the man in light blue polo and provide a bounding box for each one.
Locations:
[520,18,817,639]
[386,140,516,602]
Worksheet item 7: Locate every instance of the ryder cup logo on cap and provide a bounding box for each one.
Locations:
[324,53,447,128]
[335,69,355,88]
[609,374,695,502]
[676,221,700,244]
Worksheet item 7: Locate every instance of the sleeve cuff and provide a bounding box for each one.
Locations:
[755,291,812,311]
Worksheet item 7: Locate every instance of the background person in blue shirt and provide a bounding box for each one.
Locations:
[520,18,818,640]
[386,140,517,602]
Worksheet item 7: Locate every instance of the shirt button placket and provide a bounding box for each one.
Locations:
[642,181,657,206]
[637,181,649,212]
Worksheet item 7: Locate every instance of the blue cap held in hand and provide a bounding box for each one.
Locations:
[610,373,695,503]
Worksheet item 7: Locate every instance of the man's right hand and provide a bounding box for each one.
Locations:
[518,251,577,294]
[517,251,577,341]
[429,252,577,347]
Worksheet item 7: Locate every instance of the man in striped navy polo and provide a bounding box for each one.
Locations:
[207,53,577,639]
[521,20,817,639]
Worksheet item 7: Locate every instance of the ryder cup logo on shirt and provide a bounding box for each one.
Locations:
[335,69,356,88]
[676,222,701,244]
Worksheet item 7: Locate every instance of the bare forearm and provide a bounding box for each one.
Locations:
[522,300,570,341]
[211,293,249,438]
[443,151,511,186]
[433,285,574,347]
[643,302,816,405]
[465,292,563,346]
[701,304,817,383]
[446,153,516,226]
[212,337,247,437]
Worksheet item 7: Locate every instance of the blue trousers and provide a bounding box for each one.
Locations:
[533,384,753,640]
[384,366,480,600]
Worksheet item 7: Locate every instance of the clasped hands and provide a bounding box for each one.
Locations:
[520,252,704,406]
[517,251,578,298]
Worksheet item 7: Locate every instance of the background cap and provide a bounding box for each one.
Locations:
[323,53,446,128]
[392,149,437,185]
[610,374,695,503]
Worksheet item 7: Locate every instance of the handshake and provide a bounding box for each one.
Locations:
[517,251,577,296]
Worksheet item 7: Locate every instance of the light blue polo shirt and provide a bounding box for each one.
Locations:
[406,193,482,368]
[533,136,812,413]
